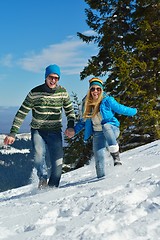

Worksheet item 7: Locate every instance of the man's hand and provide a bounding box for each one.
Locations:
[64,128,75,138]
[4,136,15,145]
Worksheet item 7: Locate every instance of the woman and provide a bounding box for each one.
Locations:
[73,77,137,179]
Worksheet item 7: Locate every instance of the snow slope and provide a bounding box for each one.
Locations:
[0,140,160,240]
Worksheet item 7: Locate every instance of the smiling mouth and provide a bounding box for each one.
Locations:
[49,81,56,85]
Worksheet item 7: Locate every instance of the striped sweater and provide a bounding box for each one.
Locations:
[9,83,75,136]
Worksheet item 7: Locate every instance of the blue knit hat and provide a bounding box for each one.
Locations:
[89,77,103,89]
[45,64,61,79]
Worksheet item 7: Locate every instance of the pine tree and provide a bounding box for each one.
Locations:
[77,0,160,149]
[63,93,93,171]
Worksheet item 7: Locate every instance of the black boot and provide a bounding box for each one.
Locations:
[110,152,122,166]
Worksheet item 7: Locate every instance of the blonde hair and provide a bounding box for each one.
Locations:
[83,88,103,119]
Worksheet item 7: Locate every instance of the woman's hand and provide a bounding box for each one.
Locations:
[64,128,75,138]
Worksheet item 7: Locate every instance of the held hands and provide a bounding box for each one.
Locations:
[64,128,75,138]
[4,136,15,145]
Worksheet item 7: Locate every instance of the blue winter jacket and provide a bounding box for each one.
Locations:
[74,95,137,142]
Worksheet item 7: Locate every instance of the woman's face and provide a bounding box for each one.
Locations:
[90,85,102,100]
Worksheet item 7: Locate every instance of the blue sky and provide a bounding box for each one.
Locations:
[0,0,100,107]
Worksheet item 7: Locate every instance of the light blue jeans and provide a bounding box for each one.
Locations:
[31,129,63,187]
[93,124,120,178]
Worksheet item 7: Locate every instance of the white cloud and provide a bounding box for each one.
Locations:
[82,29,96,35]
[0,54,13,67]
[17,36,96,75]
[0,34,97,76]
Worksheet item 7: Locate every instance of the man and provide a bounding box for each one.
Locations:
[4,64,75,189]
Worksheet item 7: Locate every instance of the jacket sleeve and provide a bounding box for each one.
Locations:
[74,118,86,134]
[108,96,137,116]
[74,96,86,134]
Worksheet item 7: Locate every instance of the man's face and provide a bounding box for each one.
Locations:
[46,74,59,88]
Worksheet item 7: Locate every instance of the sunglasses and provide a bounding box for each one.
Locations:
[90,87,102,92]
[48,75,59,81]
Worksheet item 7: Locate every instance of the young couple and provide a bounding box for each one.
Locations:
[4,64,137,189]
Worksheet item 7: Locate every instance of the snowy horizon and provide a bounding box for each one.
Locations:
[0,140,160,240]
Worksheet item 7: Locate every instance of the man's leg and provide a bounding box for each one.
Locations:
[31,129,48,188]
[47,131,63,187]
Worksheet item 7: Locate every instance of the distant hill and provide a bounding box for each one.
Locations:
[0,133,33,192]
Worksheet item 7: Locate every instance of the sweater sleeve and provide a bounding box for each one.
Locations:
[9,92,33,136]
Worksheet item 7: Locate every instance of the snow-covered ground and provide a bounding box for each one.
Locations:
[0,140,160,240]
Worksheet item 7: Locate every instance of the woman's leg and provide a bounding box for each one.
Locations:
[102,123,120,146]
[93,131,106,178]
[102,124,122,165]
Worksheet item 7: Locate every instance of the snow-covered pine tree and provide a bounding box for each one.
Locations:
[63,93,93,172]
